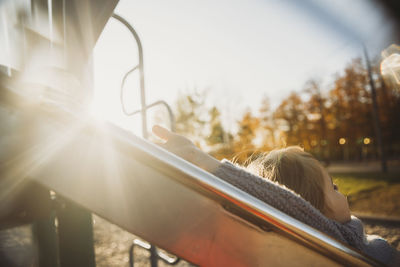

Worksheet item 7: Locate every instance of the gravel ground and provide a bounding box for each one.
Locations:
[0,225,36,267]
[93,215,193,267]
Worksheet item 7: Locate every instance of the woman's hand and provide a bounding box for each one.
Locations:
[152,125,198,162]
[152,125,220,172]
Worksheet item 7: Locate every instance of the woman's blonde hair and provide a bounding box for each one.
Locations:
[247,146,326,211]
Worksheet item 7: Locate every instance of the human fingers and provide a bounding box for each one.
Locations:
[152,125,172,141]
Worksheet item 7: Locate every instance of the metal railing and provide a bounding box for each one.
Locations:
[111,13,178,267]
[111,13,148,138]
[111,13,175,137]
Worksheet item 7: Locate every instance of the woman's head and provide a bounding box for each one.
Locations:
[247,146,351,223]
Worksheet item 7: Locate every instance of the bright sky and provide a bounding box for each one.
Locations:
[93,0,396,135]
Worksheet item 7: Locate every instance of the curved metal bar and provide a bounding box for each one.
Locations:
[111,13,148,139]
[157,250,181,265]
[129,239,181,267]
[120,64,139,115]
[129,242,135,267]
[125,100,176,132]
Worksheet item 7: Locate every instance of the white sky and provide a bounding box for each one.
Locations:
[93,0,396,135]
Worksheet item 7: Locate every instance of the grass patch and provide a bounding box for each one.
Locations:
[329,172,400,196]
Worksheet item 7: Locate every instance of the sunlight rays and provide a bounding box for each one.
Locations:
[0,110,88,205]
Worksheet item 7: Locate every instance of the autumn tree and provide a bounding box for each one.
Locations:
[174,89,208,147]
[273,92,308,147]
[329,58,373,160]
[258,96,277,150]
[233,110,260,164]
[173,90,235,158]
[303,79,330,161]
[206,106,224,146]
[206,106,236,160]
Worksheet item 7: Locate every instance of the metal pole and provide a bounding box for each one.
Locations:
[112,14,148,139]
[57,198,96,267]
[149,245,158,267]
[363,44,387,173]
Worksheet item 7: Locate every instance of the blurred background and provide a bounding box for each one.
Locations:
[1,0,400,266]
